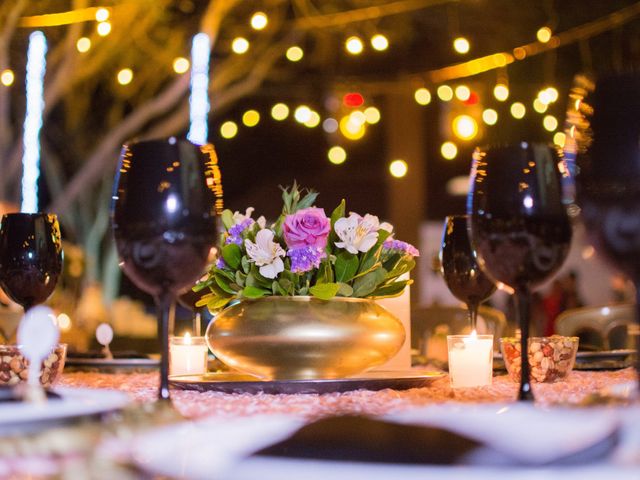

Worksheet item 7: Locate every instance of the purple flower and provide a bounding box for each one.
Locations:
[225,218,254,245]
[215,257,226,269]
[283,207,330,250]
[383,239,420,257]
[287,246,327,273]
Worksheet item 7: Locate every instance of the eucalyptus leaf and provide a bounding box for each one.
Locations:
[309,282,340,300]
[222,243,242,270]
[296,191,319,211]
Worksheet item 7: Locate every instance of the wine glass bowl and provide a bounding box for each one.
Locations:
[440,215,496,329]
[111,138,221,400]
[0,213,63,311]
[468,143,572,400]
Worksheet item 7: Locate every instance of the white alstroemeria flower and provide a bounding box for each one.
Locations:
[244,229,285,279]
[379,222,394,233]
[334,213,380,254]
[232,207,255,225]
[256,216,267,229]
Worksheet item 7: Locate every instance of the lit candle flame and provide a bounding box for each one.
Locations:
[184,332,192,345]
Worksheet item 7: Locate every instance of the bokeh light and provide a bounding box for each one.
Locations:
[304,111,321,128]
[242,110,260,127]
[340,115,366,140]
[389,159,408,178]
[510,102,526,119]
[294,105,312,123]
[453,37,470,54]
[328,146,347,165]
[441,141,458,160]
[414,87,432,105]
[323,118,339,133]
[173,57,190,74]
[364,106,381,124]
[76,37,91,53]
[220,121,238,139]
[345,36,364,55]
[454,85,471,101]
[371,34,389,51]
[543,115,558,131]
[271,103,289,121]
[232,37,250,54]
[437,85,454,101]
[537,26,552,43]
[452,115,478,140]
[482,108,498,125]
[286,46,304,62]
[553,132,566,147]
[533,98,548,113]
[95,8,109,22]
[1,69,14,86]
[250,12,268,30]
[117,68,133,85]
[97,21,111,36]
[493,84,509,101]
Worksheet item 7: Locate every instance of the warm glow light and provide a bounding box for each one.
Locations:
[232,37,249,54]
[96,21,111,36]
[482,108,498,125]
[389,159,408,178]
[271,103,289,121]
[553,131,566,147]
[364,106,381,124]
[250,12,268,30]
[76,37,91,53]
[441,141,458,160]
[546,87,559,102]
[286,46,304,62]
[493,84,509,101]
[414,87,432,105]
[537,26,552,43]
[323,118,338,133]
[340,115,366,140]
[220,121,238,139]
[350,110,366,125]
[371,34,389,51]
[538,87,559,105]
[345,36,364,55]
[242,110,260,127]
[510,102,526,119]
[173,57,190,74]
[543,115,558,131]
[1,69,14,86]
[454,85,471,101]
[95,7,109,22]
[304,111,321,128]
[294,106,312,123]
[437,85,453,102]
[57,313,72,331]
[328,146,347,164]
[533,98,548,113]
[452,115,478,140]
[453,37,470,54]
[117,68,133,85]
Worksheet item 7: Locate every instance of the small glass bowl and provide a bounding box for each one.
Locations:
[500,336,579,383]
[0,344,67,387]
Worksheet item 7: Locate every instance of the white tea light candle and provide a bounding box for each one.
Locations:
[447,333,493,388]
[170,333,208,376]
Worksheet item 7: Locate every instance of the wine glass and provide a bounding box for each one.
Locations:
[0,213,63,312]
[468,143,572,401]
[440,215,496,330]
[111,138,221,401]
[576,72,640,395]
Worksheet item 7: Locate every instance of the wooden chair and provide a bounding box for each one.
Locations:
[555,303,635,351]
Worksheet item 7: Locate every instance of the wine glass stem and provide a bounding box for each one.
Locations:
[514,290,534,401]
[157,295,173,401]
[467,302,479,331]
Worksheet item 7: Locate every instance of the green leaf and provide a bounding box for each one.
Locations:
[206,296,234,312]
[309,282,340,300]
[335,252,359,283]
[249,266,273,288]
[221,243,242,270]
[242,286,268,299]
[241,256,250,274]
[353,267,387,297]
[221,209,234,229]
[296,191,319,211]
[371,280,411,299]
[336,282,354,297]
[330,199,346,227]
[214,274,237,295]
[278,278,294,295]
[235,271,246,288]
[315,260,334,284]
[386,258,416,281]
[216,268,236,283]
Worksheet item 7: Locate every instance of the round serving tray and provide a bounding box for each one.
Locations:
[169,370,444,395]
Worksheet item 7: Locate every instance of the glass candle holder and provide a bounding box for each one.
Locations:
[447,334,493,388]
[169,334,208,376]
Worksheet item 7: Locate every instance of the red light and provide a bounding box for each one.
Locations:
[464,92,479,105]
[343,93,364,107]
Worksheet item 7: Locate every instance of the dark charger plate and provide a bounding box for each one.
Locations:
[169,370,444,395]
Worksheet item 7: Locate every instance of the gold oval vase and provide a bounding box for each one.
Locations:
[206,296,405,380]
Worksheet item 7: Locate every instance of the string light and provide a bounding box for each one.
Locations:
[21,31,47,213]
[328,146,347,165]
[546,87,559,102]
[95,7,109,22]
[96,21,111,36]
[294,106,312,123]
[220,121,238,139]
[543,115,558,131]
[187,33,211,145]
[533,98,548,113]
[304,111,321,128]
[482,108,498,125]
[453,37,470,54]
[454,85,471,101]
[364,106,381,124]
[173,57,190,74]
[537,26,552,43]
[1,69,14,86]
[340,115,366,140]
[117,68,133,85]
[242,110,260,127]
[553,132,566,147]
[414,87,432,105]
[271,103,289,121]
[437,85,453,101]
[371,34,389,51]
[345,36,364,55]
[76,37,91,53]
[232,37,249,54]
[510,102,526,119]
[452,115,478,140]
[250,12,268,30]
[441,142,458,160]
[493,84,509,101]
[322,118,339,133]
[286,46,304,62]
[389,159,408,178]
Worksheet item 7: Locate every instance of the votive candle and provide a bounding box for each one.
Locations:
[447,333,493,388]
[169,333,208,376]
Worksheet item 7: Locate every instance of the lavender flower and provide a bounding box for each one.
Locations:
[287,246,327,273]
[225,218,254,245]
[383,239,420,257]
[215,257,226,269]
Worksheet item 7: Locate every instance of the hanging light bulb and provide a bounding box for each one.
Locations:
[453,37,470,54]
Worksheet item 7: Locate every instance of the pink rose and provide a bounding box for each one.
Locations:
[283,207,331,249]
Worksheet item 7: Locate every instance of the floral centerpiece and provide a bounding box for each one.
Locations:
[195,183,419,311]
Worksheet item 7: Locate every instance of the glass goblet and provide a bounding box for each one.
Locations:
[0,213,63,312]
[111,138,221,401]
[468,143,572,401]
[440,214,496,330]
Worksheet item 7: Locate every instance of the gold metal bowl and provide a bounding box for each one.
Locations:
[206,296,405,380]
